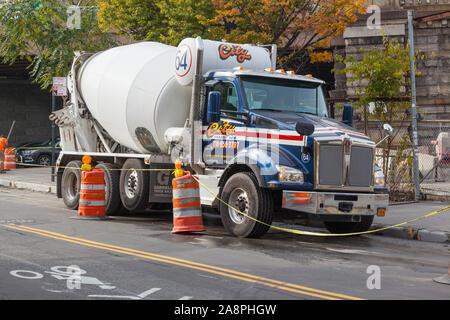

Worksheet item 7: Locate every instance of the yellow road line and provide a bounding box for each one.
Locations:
[13,224,363,300]
[2,223,363,300]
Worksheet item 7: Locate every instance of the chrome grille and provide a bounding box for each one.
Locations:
[348,146,373,187]
[316,142,373,190]
[318,144,343,186]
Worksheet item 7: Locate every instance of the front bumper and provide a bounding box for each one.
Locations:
[16,155,37,164]
[282,191,389,216]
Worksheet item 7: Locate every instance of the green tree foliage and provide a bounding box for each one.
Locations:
[334,35,419,138]
[0,0,117,89]
[335,36,414,114]
[96,0,366,71]
[96,0,168,41]
[159,0,217,45]
[96,0,216,45]
[334,35,423,198]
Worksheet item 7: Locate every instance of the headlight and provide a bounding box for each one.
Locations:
[21,150,37,156]
[277,165,304,183]
[374,170,385,186]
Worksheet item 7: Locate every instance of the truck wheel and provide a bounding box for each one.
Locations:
[119,158,149,212]
[353,216,374,233]
[61,160,82,210]
[220,172,273,238]
[97,163,122,216]
[324,216,374,234]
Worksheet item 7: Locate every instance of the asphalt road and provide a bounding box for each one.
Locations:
[0,187,449,301]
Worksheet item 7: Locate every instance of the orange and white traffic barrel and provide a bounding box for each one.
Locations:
[172,171,205,233]
[78,168,106,217]
[4,148,16,170]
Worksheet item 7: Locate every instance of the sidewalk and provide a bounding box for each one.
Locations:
[372,202,450,243]
[0,167,448,243]
[0,167,56,194]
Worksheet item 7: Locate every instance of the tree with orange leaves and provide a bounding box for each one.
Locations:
[97,0,366,71]
[202,0,366,71]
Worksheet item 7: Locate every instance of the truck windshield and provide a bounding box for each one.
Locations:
[240,75,328,117]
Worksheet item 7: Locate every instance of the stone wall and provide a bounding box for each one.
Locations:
[330,7,450,121]
[414,18,450,119]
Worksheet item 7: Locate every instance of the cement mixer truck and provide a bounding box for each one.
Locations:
[51,37,389,238]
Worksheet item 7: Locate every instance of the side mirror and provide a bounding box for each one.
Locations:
[207,91,221,123]
[342,104,353,127]
[295,120,315,136]
[383,123,394,136]
[376,123,394,146]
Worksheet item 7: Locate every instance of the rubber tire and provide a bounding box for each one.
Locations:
[220,172,273,238]
[61,160,82,210]
[324,216,374,234]
[37,154,51,166]
[119,158,149,212]
[97,163,122,216]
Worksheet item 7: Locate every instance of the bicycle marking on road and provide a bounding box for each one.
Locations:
[1,223,364,300]
[10,270,44,280]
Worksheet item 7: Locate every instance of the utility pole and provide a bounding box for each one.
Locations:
[51,92,56,182]
[407,10,420,201]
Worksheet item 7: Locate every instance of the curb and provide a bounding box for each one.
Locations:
[307,219,449,243]
[0,178,56,194]
[370,223,449,243]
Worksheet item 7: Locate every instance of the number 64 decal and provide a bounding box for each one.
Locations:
[175,44,192,77]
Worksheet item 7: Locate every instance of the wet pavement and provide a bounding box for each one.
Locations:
[0,187,449,300]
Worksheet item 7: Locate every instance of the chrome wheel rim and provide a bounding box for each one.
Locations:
[228,188,249,225]
[125,170,139,199]
[39,156,51,166]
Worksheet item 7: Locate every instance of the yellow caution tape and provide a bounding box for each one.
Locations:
[8,161,450,237]
[10,147,62,150]
[191,175,450,237]
[14,162,173,171]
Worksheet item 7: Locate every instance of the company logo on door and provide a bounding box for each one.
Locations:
[207,121,236,138]
[218,44,252,63]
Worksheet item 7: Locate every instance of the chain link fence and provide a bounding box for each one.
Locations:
[354,120,450,201]
[416,121,450,198]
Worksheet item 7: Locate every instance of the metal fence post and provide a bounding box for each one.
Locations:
[407,10,420,201]
[51,93,55,182]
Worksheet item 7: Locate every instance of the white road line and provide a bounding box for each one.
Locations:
[137,288,161,298]
[178,296,193,300]
[88,295,141,300]
[89,288,162,300]
[326,248,370,254]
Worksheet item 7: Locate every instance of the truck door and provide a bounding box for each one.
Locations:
[203,82,245,167]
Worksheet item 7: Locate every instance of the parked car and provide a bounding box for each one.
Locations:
[15,138,61,167]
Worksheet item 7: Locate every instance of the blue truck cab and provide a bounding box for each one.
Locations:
[198,68,389,237]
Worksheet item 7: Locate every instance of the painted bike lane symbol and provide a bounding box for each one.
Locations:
[10,266,193,300]
[10,265,115,290]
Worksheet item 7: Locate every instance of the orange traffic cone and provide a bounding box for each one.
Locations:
[172,171,205,233]
[77,167,107,219]
[4,148,16,170]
